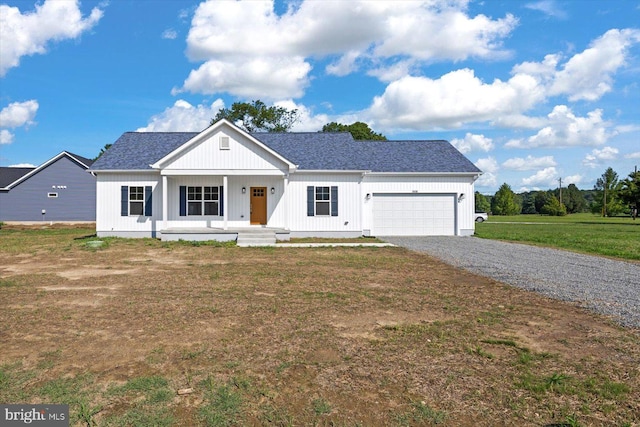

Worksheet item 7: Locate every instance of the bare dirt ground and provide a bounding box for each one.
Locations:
[1,225,639,426]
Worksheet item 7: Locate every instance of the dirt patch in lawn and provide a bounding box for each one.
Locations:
[0,225,638,426]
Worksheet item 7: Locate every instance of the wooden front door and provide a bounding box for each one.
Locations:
[250,187,267,225]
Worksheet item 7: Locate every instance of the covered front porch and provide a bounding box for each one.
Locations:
[157,171,290,234]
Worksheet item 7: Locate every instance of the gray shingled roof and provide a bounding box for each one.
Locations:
[67,152,95,167]
[0,167,35,188]
[90,131,481,174]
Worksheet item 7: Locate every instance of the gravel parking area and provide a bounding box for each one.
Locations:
[382,236,640,328]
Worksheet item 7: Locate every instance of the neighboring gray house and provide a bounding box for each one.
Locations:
[0,152,96,221]
[90,119,482,241]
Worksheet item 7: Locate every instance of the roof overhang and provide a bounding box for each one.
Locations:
[89,169,159,174]
[160,169,285,176]
[293,169,369,174]
[365,171,482,177]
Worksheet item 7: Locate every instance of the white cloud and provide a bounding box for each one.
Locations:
[178,56,312,100]
[583,146,619,168]
[0,129,14,144]
[162,29,177,40]
[365,27,640,132]
[179,0,517,98]
[367,60,415,83]
[273,100,331,132]
[502,155,556,171]
[475,156,499,187]
[524,1,568,19]
[493,114,547,129]
[367,70,544,130]
[625,152,640,159]
[8,163,36,168]
[136,99,225,132]
[522,167,558,187]
[326,50,362,77]
[616,124,640,133]
[0,100,39,128]
[564,174,583,186]
[0,100,39,145]
[0,0,103,76]
[549,29,640,101]
[450,133,494,154]
[511,53,560,83]
[504,105,611,148]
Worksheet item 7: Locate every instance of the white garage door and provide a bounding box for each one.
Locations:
[372,193,456,236]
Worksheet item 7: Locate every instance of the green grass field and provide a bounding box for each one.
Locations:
[476,213,640,261]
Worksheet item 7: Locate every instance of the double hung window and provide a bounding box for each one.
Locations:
[129,186,144,215]
[187,186,220,216]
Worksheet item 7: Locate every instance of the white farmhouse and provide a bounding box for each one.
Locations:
[90,119,482,243]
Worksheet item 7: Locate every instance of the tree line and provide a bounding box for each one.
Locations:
[477,167,640,218]
[212,100,386,140]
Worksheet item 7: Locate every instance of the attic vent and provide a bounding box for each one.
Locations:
[219,136,230,150]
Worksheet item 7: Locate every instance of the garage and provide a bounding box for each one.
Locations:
[372,193,456,236]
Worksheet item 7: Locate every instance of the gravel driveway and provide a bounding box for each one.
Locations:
[382,236,640,328]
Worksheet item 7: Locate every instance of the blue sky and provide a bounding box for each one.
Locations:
[1,0,639,194]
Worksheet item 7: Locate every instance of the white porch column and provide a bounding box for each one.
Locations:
[223,175,228,230]
[162,175,168,231]
[283,175,289,229]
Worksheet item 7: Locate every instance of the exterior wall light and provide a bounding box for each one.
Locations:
[458,193,465,202]
[242,187,246,194]
[270,187,275,194]
[365,193,371,200]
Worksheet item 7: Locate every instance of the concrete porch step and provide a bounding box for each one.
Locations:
[236,230,277,247]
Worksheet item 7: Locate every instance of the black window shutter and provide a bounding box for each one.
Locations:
[331,186,338,216]
[121,186,128,216]
[307,186,314,216]
[219,186,224,216]
[179,186,187,216]
[144,186,152,216]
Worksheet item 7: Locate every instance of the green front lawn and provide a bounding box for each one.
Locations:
[476,213,640,261]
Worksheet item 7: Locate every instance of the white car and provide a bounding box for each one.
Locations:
[475,212,488,222]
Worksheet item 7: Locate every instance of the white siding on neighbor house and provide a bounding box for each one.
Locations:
[96,173,161,237]
[161,128,288,174]
[286,173,363,236]
[362,175,476,236]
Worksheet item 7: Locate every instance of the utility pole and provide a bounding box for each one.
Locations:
[558,177,562,206]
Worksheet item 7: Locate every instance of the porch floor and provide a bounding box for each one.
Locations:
[159,226,290,244]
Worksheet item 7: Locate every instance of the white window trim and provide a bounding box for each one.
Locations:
[129,186,144,216]
[314,186,331,216]
[187,186,220,216]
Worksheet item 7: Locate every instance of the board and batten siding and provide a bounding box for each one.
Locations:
[361,175,476,236]
[286,173,363,237]
[161,129,289,173]
[0,156,95,221]
[96,173,161,237]
[162,176,286,228]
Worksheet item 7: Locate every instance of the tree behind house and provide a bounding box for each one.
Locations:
[475,191,491,213]
[212,100,298,132]
[492,183,521,215]
[619,169,640,219]
[541,194,567,216]
[321,122,387,140]
[592,167,625,217]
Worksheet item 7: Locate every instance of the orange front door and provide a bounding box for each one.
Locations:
[250,187,267,225]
